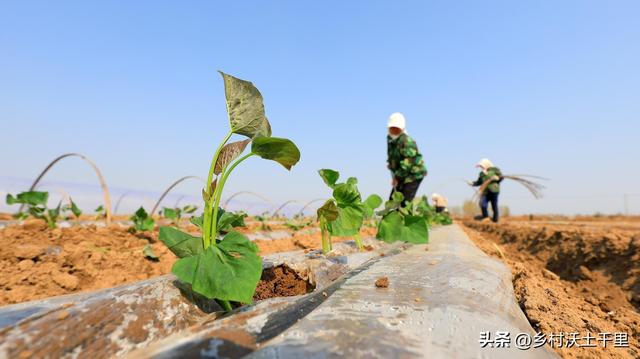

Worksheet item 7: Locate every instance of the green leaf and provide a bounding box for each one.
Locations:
[251,137,301,170]
[391,191,404,205]
[134,206,148,219]
[163,207,178,220]
[13,212,29,220]
[190,214,203,229]
[141,217,155,231]
[171,231,262,303]
[332,180,361,206]
[158,226,203,258]
[363,194,383,218]
[328,204,364,237]
[317,200,339,222]
[6,191,49,206]
[214,139,251,175]
[183,205,198,214]
[217,211,247,233]
[318,169,340,188]
[95,205,104,213]
[69,198,82,218]
[219,72,272,138]
[143,244,158,260]
[376,211,429,244]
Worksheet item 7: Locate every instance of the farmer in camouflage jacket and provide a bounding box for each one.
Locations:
[387,113,427,204]
[468,158,503,222]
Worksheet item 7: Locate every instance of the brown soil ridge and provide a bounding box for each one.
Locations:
[462,219,640,359]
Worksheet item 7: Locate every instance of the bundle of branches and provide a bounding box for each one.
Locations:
[473,174,547,201]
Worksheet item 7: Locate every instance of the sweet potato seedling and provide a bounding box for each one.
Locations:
[161,205,198,227]
[129,206,155,233]
[6,191,81,228]
[376,192,429,244]
[317,169,382,254]
[158,72,300,311]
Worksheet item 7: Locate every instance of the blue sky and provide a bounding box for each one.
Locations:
[1,1,639,214]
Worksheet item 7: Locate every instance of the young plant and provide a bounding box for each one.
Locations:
[129,206,155,233]
[162,204,198,227]
[62,199,82,220]
[376,192,429,244]
[253,213,272,231]
[6,191,77,229]
[285,218,312,232]
[157,72,300,311]
[316,169,383,253]
[94,205,106,220]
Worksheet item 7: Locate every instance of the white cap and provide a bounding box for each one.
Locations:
[387,112,406,130]
[476,158,494,169]
[431,193,440,200]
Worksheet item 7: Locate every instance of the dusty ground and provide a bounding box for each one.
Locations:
[0,217,368,306]
[461,217,640,359]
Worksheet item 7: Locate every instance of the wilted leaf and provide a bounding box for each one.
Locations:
[171,231,262,302]
[158,226,203,258]
[318,169,340,188]
[317,200,339,222]
[214,139,251,175]
[251,137,300,170]
[220,72,272,138]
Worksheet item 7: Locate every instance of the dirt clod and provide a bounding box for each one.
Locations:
[253,265,314,301]
[375,277,389,288]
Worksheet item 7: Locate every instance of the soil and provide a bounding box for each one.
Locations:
[375,277,389,288]
[461,217,640,359]
[0,217,353,306]
[253,226,378,255]
[253,265,314,301]
[0,220,175,306]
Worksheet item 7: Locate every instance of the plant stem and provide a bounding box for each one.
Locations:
[353,233,363,250]
[320,218,331,254]
[210,153,255,243]
[218,299,233,312]
[203,131,232,248]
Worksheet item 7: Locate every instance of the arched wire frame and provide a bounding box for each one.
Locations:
[150,176,205,216]
[113,191,133,214]
[296,198,326,217]
[271,200,301,218]
[19,153,113,224]
[223,191,273,210]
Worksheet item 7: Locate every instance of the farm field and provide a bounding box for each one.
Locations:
[0,216,376,306]
[462,216,640,358]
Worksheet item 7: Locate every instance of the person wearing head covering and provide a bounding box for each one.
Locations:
[468,158,503,222]
[387,112,427,204]
[431,193,449,213]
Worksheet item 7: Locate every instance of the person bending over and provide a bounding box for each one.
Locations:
[386,112,427,204]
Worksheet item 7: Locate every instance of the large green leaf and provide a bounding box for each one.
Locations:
[317,200,339,222]
[171,231,262,303]
[158,226,203,258]
[328,204,364,237]
[318,169,339,189]
[251,137,301,170]
[219,72,272,138]
[6,191,49,206]
[214,139,251,175]
[376,211,429,244]
[363,194,383,218]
